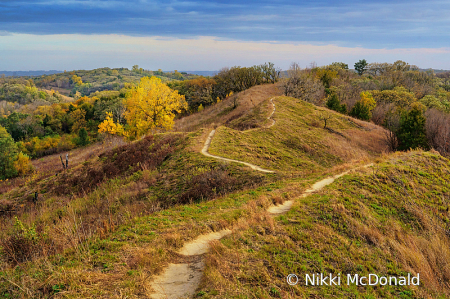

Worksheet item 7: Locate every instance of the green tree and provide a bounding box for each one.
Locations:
[354,59,368,76]
[330,62,349,70]
[350,91,376,121]
[0,125,19,180]
[326,93,346,114]
[397,103,428,150]
[75,128,90,146]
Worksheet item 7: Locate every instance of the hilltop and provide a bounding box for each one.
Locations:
[0,82,392,298]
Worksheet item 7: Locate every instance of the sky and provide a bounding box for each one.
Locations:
[1,0,449,71]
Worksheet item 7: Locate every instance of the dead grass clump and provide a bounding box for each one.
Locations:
[0,227,58,266]
[164,233,183,249]
[54,134,184,195]
[270,195,283,205]
[127,247,172,275]
[178,169,238,204]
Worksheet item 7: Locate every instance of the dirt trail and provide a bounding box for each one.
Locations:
[268,164,373,214]
[149,230,232,299]
[149,164,374,298]
[200,98,277,173]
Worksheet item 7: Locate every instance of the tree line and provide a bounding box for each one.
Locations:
[283,60,450,154]
[168,62,281,112]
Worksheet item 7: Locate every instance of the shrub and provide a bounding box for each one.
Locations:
[0,125,18,180]
[13,152,33,176]
[326,93,347,114]
[397,102,429,150]
[74,128,90,146]
[179,169,238,204]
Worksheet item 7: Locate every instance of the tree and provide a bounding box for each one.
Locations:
[350,91,376,121]
[282,63,324,105]
[331,62,349,70]
[99,77,187,140]
[397,102,429,150]
[75,128,90,146]
[354,59,368,76]
[260,62,281,83]
[71,75,83,86]
[0,125,18,180]
[98,112,124,136]
[13,152,33,176]
[326,93,347,114]
[70,109,87,133]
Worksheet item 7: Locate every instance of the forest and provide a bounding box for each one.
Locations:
[1,61,450,181]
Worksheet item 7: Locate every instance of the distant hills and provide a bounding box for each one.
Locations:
[1,68,447,78]
[0,70,63,77]
[0,70,219,77]
[180,71,218,76]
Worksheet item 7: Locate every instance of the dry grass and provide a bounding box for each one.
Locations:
[198,151,450,298]
[207,96,387,174]
[0,137,127,196]
[174,83,283,132]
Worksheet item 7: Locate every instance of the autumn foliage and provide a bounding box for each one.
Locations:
[98,76,187,140]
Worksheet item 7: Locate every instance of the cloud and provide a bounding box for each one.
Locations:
[2,33,449,71]
[0,0,449,49]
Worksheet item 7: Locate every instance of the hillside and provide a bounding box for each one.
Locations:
[1,82,445,299]
[199,151,450,298]
[33,67,200,97]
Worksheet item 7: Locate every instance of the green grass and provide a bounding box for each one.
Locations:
[209,96,380,173]
[198,151,450,298]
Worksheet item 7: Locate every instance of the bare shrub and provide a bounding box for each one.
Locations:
[383,108,401,152]
[426,108,450,155]
[282,63,325,105]
[179,169,239,204]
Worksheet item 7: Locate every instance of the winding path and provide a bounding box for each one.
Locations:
[200,98,277,173]
[149,163,373,298]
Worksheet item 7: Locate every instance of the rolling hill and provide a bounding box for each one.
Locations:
[0,82,447,299]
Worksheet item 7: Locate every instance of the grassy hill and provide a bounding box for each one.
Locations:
[209,96,386,174]
[1,83,446,298]
[198,151,450,298]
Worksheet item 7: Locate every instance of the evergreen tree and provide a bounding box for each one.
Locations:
[326,93,347,114]
[397,103,428,150]
[0,125,19,180]
[354,59,368,76]
[350,91,376,121]
[76,127,90,146]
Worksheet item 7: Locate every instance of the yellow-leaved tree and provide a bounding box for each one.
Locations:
[98,112,124,136]
[98,77,187,140]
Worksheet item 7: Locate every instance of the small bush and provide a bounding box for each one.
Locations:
[179,169,239,204]
[0,218,57,265]
[13,152,34,176]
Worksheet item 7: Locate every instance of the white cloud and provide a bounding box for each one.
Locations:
[1,33,449,71]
